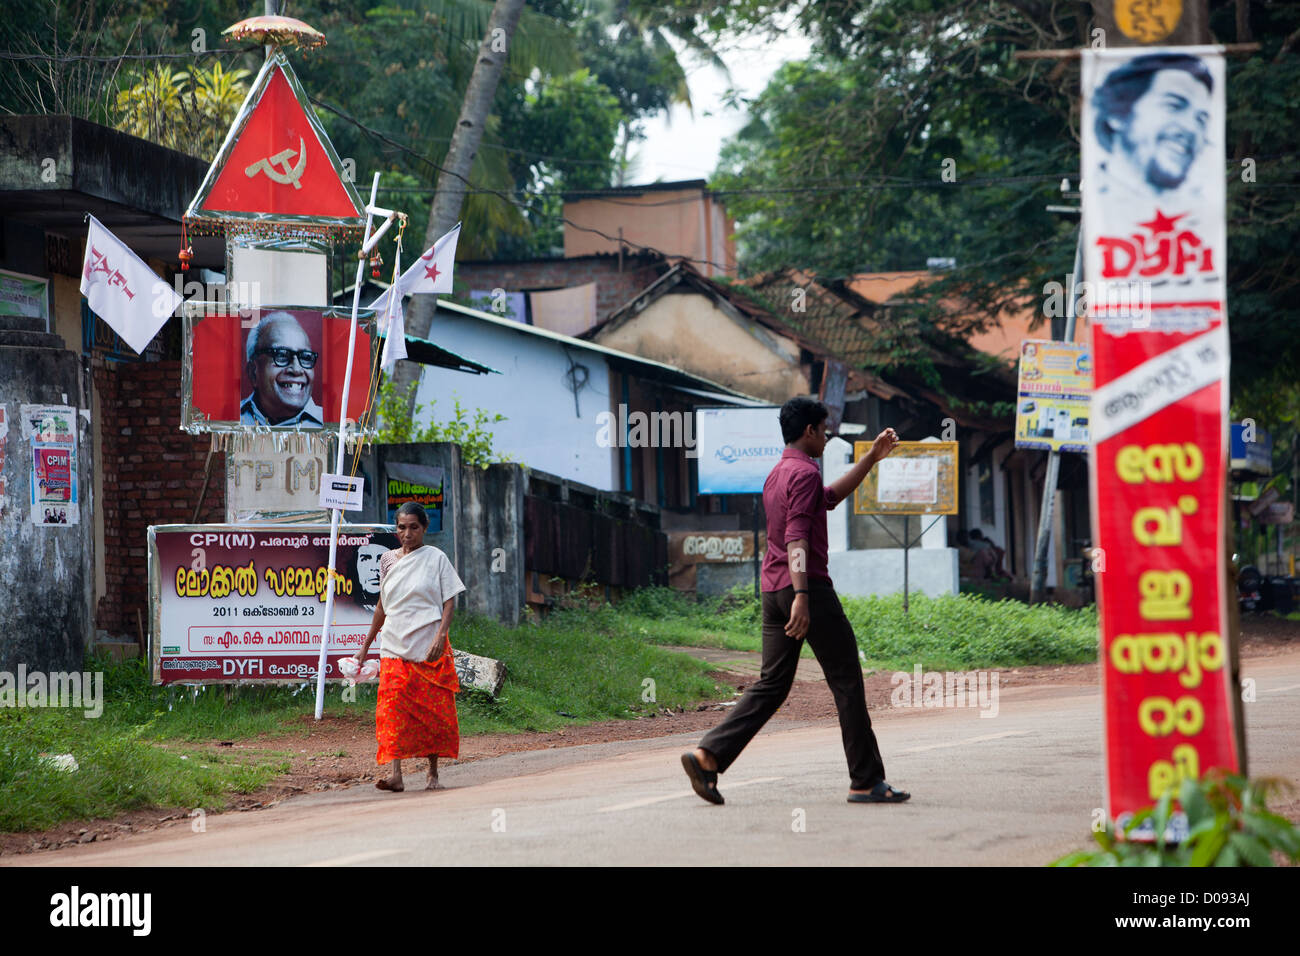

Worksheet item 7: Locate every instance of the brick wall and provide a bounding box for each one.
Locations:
[456,253,666,323]
[94,358,225,634]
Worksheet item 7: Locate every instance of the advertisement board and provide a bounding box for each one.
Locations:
[1014,339,1091,453]
[149,524,398,684]
[1228,423,1271,475]
[1083,46,1238,836]
[853,441,958,516]
[0,269,49,327]
[21,403,79,525]
[694,406,784,495]
[385,462,444,531]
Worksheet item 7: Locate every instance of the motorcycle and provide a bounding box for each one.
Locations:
[1237,564,1263,614]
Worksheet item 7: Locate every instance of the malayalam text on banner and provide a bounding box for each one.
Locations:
[149,524,398,684]
[1082,46,1237,837]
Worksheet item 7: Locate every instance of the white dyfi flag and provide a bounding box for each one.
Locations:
[368,222,461,316]
[379,241,407,372]
[80,215,182,354]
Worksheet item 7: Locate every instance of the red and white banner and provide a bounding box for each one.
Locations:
[1083,47,1238,837]
[368,222,461,317]
[81,215,182,354]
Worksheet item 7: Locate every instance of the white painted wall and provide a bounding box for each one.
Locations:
[830,548,959,597]
[824,436,853,552]
[414,312,617,490]
[917,435,949,549]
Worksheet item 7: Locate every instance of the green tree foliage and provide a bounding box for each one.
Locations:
[703,0,1300,405]
[114,61,250,159]
[494,66,624,256]
[3,1,703,260]
[375,377,506,468]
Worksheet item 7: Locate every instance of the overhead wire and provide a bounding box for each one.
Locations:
[311,93,1093,278]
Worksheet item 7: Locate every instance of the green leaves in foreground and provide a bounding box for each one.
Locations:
[1051,773,1300,867]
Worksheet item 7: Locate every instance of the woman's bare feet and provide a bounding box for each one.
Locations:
[376,759,404,792]
[425,757,444,790]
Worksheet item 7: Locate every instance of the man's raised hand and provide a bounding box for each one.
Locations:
[871,427,900,461]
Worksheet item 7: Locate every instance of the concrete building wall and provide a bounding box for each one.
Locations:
[0,323,94,673]
[51,274,81,350]
[594,294,806,405]
[563,189,736,277]
[830,549,959,598]
[413,311,617,491]
[454,254,662,321]
[360,442,526,626]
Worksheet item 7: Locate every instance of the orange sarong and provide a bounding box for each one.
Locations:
[375,645,460,764]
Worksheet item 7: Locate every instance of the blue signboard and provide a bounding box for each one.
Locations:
[695,406,785,495]
[1229,423,1272,475]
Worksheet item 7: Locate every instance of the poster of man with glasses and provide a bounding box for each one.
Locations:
[182,305,375,433]
[240,310,326,427]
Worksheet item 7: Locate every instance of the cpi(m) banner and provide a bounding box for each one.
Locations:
[1082,46,1238,836]
[148,524,397,684]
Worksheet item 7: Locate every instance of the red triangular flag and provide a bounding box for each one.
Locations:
[189,55,364,223]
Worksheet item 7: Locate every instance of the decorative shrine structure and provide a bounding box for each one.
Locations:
[155,20,412,719]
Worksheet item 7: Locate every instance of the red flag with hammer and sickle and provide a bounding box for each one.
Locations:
[197,66,361,220]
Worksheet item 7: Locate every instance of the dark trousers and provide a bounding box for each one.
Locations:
[698,583,886,791]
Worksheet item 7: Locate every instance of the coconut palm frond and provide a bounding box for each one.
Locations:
[413,0,578,79]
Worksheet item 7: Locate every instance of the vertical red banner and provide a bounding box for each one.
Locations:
[1082,47,1238,836]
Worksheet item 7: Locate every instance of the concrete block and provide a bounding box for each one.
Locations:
[453,649,506,697]
[829,548,959,598]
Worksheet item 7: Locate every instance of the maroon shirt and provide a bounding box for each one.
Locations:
[760,447,842,592]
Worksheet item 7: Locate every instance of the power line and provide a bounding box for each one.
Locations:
[316,94,1091,279]
[0,48,252,61]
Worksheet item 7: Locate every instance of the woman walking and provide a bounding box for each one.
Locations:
[355,501,466,792]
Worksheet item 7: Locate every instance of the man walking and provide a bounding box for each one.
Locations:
[682,397,910,804]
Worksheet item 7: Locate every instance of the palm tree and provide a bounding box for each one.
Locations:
[392,0,532,404]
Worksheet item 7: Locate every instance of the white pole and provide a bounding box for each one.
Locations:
[314,172,381,720]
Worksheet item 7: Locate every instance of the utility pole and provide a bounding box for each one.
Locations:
[1028,217,1081,605]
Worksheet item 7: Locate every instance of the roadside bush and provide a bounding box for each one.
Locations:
[1052,773,1300,867]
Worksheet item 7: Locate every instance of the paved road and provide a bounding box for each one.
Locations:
[13,652,1300,866]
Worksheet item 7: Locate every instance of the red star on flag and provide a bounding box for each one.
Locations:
[1139,209,1186,235]
[423,261,440,282]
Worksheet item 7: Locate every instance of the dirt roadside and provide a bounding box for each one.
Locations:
[4,621,1297,857]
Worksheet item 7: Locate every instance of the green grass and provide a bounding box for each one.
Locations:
[611,585,1100,671]
[0,611,729,832]
[841,592,1098,671]
[452,610,728,734]
[0,585,1099,833]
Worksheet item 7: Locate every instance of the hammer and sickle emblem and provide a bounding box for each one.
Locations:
[244,136,308,189]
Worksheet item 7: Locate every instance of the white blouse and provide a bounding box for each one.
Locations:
[378,545,466,661]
